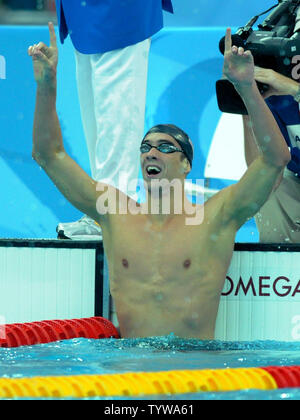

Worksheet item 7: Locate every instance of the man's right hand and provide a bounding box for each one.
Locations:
[254,67,299,99]
[28,22,58,85]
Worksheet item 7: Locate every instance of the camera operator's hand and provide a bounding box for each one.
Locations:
[254,67,299,99]
[223,28,254,88]
[28,22,58,87]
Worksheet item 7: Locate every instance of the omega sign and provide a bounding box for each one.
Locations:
[222,275,300,298]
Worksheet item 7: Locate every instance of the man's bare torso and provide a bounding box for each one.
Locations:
[100,189,237,339]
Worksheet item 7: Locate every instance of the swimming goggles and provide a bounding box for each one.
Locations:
[140,142,183,155]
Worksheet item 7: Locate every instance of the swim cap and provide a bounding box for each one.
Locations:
[142,124,194,168]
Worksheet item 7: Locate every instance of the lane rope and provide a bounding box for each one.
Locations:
[0,317,119,347]
[0,366,293,398]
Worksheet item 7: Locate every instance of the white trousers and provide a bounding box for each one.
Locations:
[75,39,151,196]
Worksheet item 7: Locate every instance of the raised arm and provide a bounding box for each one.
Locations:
[242,114,283,192]
[29,23,110,224]
[221,29,291,229]
[242,67,298,182]
[242,114,261,167]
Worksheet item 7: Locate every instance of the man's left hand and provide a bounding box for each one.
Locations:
[223,28,255,89]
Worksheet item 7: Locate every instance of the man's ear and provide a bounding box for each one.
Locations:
[183,158,191,174]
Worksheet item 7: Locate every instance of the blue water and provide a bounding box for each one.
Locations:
[1,336,300,400]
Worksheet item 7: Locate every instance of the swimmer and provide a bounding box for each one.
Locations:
[29,25,290,339]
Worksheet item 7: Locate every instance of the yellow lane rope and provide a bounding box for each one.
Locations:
[0,367,277,399]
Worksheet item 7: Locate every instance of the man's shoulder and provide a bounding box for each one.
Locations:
[203,187,230,220]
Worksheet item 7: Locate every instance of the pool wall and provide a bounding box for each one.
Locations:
[0,239,106,324]
[215,245,300,342]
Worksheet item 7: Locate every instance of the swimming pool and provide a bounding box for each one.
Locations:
[1,336,300,400]
[1,242,300,401]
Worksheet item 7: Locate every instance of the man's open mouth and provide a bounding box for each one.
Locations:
[146,165,162,177]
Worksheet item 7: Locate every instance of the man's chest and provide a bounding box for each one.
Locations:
[106,217,228,277]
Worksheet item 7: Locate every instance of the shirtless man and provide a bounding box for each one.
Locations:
[29,24,290,339]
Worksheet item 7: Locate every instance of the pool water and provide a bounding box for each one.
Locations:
[1,336,300,400]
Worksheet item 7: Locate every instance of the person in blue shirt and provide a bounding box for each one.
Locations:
[55,0,174,240]
[243,67,300,243]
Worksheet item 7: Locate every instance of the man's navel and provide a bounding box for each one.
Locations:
[122,258,129,269]
[183,259,192,269]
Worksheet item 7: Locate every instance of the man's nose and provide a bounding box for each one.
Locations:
[145,148,159,159]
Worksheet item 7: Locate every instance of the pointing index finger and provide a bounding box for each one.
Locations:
[48,22,57,48]
[224,28,232,53]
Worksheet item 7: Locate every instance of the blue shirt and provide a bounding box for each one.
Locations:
[267,95,300,176]
[55,0,174,54]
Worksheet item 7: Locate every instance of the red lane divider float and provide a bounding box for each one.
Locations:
[262,366,300,389]
[0,317,119,348]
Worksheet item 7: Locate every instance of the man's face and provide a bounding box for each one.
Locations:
[140,132,189,185]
